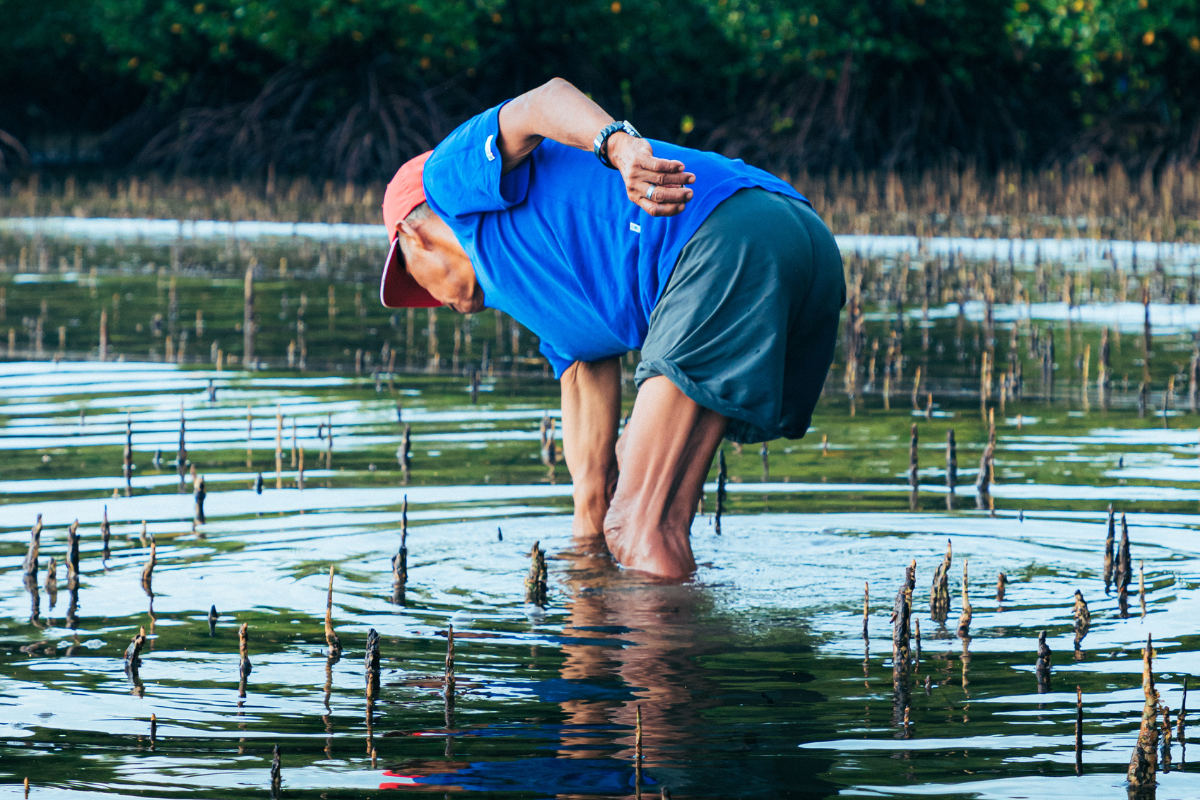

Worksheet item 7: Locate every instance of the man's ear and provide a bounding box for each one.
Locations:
[396,219,428,254]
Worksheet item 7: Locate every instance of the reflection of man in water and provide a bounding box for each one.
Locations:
[376,540,835,795]
[379,78,844,578]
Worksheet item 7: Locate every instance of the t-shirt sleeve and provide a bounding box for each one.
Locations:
[538,339,573,379]
[423,102,531,221]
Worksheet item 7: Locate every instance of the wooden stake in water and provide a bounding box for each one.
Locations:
[862,581,869,639]
[100,505,111,561]
[364,628,381,702]
[1117,513,1132,617]
[1075,686,1084,775]
[275,404,283,490]
[1127,634,1159,789]
[399,423,411,485]
[208,605,218,636]
[141,539,156,595]
[1162,703,1174,773]
[243,265,255,368]
[996,572,1007,603]
[956,559,972,638]
[975,443,994,513]
[1073,590,1091,652]
[636,704,643,760]
[525,541,548,606]
[150,713,157,749]
[445,623,456,705]
[65,520,80,592]
[177,400,187,493]
[193,474,206,525]
[930,540,951,624]
[1178,676,1187,743]
[123,412,133,497]
[238,622,252,698]
[124,626,146,675]
[908,424,919,511]
[1103,504,1115,594]
[1035,630,1052,693]
[270,743,281,798]
[22,514,41,578]
[325,566,342,658]
[1139,560,1147,619]
[291,417,297,468]
[392,496,408,602]
[297,446,305,490]
[945,430,957,510]
[715,448,727,535]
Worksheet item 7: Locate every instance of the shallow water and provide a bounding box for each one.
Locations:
[3,227,1200,799]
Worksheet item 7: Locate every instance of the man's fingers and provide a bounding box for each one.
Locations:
[633,196,688,217]
[642,184,693,205]
[637,155,686,174]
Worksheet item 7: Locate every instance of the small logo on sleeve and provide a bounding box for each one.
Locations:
[629,222,641,233]
[484,134,496,162]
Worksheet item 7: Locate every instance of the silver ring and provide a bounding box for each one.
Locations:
[645,184,655,201]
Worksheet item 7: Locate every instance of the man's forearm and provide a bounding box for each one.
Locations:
[496,79,614,172]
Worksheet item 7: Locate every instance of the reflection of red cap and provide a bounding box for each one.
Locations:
[380,151,441,309]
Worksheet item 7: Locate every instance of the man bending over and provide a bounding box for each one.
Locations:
[379,78,845,579]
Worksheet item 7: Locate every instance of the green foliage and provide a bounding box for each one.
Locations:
[2,0,1199,171]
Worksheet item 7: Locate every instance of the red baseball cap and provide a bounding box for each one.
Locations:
[380,151,441,309]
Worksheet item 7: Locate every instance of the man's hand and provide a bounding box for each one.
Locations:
[607,133,695,217]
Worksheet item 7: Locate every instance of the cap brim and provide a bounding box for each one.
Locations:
[380,237,442,309]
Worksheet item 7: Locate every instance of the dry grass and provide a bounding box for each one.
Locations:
[5,162,1200,241]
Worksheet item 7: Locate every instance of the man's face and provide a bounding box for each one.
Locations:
[397,215,485,314]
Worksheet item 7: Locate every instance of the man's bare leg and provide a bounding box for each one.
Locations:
[559,358,621,537]
[604,375,728,578]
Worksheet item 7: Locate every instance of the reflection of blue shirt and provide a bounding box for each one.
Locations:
[423,103,807,377]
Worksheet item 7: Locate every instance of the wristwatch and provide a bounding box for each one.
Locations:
[593,120,641,169]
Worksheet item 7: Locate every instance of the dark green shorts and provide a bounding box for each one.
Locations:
[634,188,845,443]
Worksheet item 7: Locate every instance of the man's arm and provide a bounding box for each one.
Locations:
[496,78,695,217]
[559,357,622,537]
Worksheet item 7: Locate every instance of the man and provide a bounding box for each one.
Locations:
[380,78,844,579]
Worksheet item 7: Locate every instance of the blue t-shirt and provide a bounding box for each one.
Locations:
[423,102,807,377]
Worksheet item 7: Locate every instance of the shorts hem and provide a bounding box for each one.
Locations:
[634,358,777,444]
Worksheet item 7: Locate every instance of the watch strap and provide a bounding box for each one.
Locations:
[593,120,641,169]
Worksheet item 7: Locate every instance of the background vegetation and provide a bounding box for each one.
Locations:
[2,0,1200,183]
